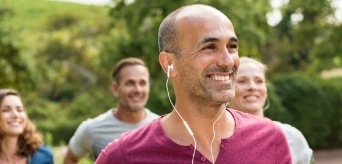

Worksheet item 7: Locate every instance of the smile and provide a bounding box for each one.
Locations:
[210,75,231,81]
[207,69,234,81]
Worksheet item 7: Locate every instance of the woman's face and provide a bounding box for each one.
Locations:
[230,62,267,116]
[0,95,28,136]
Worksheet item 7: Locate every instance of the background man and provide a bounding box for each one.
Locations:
[64,57,159,163]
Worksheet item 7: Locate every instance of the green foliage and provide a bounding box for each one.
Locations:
[259,81,342,148]
[272,73,333,149]
[309,25,342,72]
[45,12,80,31]
[319,77,342,148]
[24,87,113,145]
[0,7,36,91]
[269,0,339,72]
[44,132,53,146]
[264,83,290,123]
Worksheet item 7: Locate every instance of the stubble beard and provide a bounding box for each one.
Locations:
[184,76,236,106]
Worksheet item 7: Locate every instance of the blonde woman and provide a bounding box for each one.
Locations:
[230,57,313,164]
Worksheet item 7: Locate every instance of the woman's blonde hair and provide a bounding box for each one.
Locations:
[239,57,268,74]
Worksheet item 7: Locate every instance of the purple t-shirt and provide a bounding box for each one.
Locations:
[96,109,291,164]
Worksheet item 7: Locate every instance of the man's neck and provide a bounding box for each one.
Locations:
[114,108,146,123]
[161,108,235,163]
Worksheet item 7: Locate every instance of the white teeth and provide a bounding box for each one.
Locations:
[245,95,258,101]
[211,75,230,81]
[9,122,20,126]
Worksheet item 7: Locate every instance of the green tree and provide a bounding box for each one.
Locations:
[272,73,332,149]
[0,7,36,91]
[35,11,107,101]
[269,0,339,73]
[25,9,112,144]
[309,24,342,72]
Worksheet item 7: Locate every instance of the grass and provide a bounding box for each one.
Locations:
[53,146,93,164]
[1,0,110,54]
[2,0,109,31]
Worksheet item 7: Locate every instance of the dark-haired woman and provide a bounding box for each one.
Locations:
[0,89,53,164]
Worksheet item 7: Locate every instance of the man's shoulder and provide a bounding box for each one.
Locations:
[81,109,113,125]
[145,108,160,118]
[229,108,281,134]
[229,108,273,124]
[76,109,114,134]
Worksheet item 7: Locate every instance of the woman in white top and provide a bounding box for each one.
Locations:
[230,57,313,164]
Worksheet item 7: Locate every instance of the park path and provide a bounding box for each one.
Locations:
[314,148,342,164]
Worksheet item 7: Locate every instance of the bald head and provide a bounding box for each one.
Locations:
[177,4,231,23]
[158,4,234,57]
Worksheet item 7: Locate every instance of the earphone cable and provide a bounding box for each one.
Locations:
[166,76,224,164]
[210,109,225,164]
[166,77,197,164]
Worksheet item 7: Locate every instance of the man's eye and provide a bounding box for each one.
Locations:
[228,44,238,50]
[140,81,147,86]
[203,44,215,50]
[125,81,134,86]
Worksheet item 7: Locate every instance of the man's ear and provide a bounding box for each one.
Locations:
[111,82,119,97]
[159,51,174,76]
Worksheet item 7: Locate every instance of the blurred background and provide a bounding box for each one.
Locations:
[1,0,341,163]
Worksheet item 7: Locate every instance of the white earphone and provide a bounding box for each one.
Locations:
[165,64,197,164]
[167,64,174,78]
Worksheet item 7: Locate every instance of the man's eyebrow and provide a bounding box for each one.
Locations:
[230,37,239,43]
[198,36,239,45]
[198,37,219,45]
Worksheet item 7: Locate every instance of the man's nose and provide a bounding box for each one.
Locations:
[217,49,234,69]
[133,84,143,92]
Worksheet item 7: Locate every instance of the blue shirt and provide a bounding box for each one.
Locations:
[29,145,54,164]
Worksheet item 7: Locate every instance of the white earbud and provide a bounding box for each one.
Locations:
[167,64,174,78]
